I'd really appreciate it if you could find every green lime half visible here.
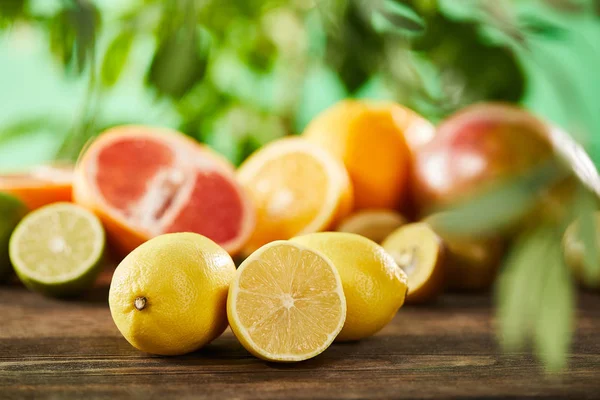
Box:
[0,192,28,282]
[9,202,105,297]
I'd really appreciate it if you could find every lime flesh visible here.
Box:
[9,202,105,297]
[0,192,28,282]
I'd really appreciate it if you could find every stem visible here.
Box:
[134,297,147,311]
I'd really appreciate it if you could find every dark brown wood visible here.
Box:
[1,271,599,400]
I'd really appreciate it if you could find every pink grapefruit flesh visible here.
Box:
[165,172,244,243]
[96,138,175,212]
[74,126,255,256]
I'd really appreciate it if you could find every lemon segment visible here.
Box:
[227,241,346,362]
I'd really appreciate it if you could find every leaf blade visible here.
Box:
[496,225,554,351]
[534,244,575,373]
[101,31,134,88]
[371,0,426,37]
[430,161,566,237]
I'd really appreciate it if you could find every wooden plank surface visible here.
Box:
[1,271,599,400]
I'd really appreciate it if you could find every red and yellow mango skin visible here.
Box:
[411,103,555,216]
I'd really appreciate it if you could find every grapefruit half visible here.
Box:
[73,125,255,256]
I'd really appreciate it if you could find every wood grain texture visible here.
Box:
[1,271,599,400]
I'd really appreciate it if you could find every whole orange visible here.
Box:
[303,100,430,210]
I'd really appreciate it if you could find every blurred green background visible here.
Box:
[1,0,599,170]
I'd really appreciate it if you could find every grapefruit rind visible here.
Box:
[74,125,255,256]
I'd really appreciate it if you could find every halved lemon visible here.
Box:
[382,222,445,303]
[291,232,408,341]
[227,240,346,362]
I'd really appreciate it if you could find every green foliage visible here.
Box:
[147,27,209,98]
[1,0,560,161]
[371,0,426,37]
[48,0,100,75]
[0,116,68,146]
[0,0,25,27]
[430,161,567,237]
[100,30,133,87]
[412,12,525,107]
[496,223,575,373]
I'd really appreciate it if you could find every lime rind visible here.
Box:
[9,202,106,297]
[0,192,28,282]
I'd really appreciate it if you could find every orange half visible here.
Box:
[237,137,353,254]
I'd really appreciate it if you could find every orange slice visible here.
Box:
[227,240,346,362]
[237,138,353,254]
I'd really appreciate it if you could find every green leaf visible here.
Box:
[0,0,25,25]
[372,0,426,37]
[314,0,348,30]
[324,1,384,92]
[49,10,76,67]
[497,223,576,372]
[430,161,566,237]
[520,15,566,39]
[534,245,575,373]
[101,31,134,88]
[543,0,588,13]
[572,187,600,285]
[410,13,525,105]
[47,1,100,75]
[496,225,555,351]
[147,27,209,98]
[71,0,100,74]
[0,117,68,145]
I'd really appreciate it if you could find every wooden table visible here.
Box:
[1,272,599,399]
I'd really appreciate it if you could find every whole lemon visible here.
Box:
[291,232,408,341]
[109,232,236,355]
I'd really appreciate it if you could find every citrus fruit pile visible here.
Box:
[1,99,596,361]
[109,231,407,361]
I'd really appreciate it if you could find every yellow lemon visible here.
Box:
[291,232,408,341]
[108,232,236,355]
[382,222,445,303]
[336,209,407,244]
[227,241,346,362]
